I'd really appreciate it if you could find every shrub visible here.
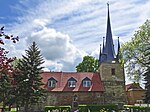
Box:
[124,105,150,111]
[45,106,71,112]
[44,104,118,112]
[79,104,118,112]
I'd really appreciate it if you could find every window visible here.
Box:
[113,92,116,96]
[82,77,91,87]
[68,81,76,87]
[111,68,115,75]
[83,80,91,87]
[73,94,78,101]
[68,77,77,87]
[48,80,56,87]
[48,77,57,87]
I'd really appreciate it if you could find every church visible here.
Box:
[41,4,127,106]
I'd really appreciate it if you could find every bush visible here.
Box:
[79,104,118,112]
[11,108,16,112]
[44,104,119,112]
[3,108,16,112]
[124,105,150,111]
[45,106,71,112]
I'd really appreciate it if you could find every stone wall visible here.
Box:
[45,92,104,106]
[99,63,125,81]
[103,81,127,104]
[98,62,127,104]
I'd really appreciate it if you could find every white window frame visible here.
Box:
[48,80,56,87]
[68,81,76,87]
[83,80,91,87]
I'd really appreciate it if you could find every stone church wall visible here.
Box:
[102,81,127,104]
[99,63,127,104]
[45,92,104,106]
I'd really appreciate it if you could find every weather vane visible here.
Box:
[107,1,109,7]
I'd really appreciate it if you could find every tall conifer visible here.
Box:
[16,42,45,111]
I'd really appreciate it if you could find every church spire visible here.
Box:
[117,37,120,55]
[98,44,102,65]
[102,37,105,54]
[98,3,116,64]
[116,37,121,62]
[105,3,115,62]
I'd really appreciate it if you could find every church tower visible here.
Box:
[98,3,127,104]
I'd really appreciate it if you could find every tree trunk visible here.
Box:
[1,108,4,112]
[8,104,11,111]
[2,93,6,112]
[2,103,5,112]
[24,102,29,112]
[16,104,19,112]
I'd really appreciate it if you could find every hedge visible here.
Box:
[45,104,118,112]
[124,105,150,111]
[0,108,16,112]
[45,106,71,112]
[79,104,118,112]
[11,108,16,112]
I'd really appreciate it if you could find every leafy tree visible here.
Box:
[121,20,150,102]
[11,58,21,68]
[10,59,23,112]
[76,56,98,72]
[144,70,150,103]
[121,20,150,82]
[16,42,45,111]
[0,26,19,112]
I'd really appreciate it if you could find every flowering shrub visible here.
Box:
[0,26,19,112]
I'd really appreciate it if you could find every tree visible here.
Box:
[76,56,98,72]
[121,20,150,102]
[16,42,45,111]
[0,26,19,112]
[144,70,150,103]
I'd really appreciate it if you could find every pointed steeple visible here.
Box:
[98,3,116,64]
[104,3,115,62]
[98,44,102,65]
[117,37,120,55]
[116,37,121,62]
[102,37,105,54]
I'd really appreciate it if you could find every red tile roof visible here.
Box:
[41,72,104,92]
[125,83,144,91]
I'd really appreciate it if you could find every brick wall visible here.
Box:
[126,89,146,105]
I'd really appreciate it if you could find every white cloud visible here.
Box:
[29,27,71,60]
[26,24,87,71]
[33,19,49,27]
[43,59,63,72]
[3,0,150,73]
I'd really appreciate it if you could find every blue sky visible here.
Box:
[0,0,150,75]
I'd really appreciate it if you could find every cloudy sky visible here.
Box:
[0,0,150,73]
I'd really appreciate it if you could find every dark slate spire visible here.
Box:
[98,44,102,65]
[104,3,115,62]
[98,3,116,64]
[117,37,120,55]
[116,37,121,62]
[102,37,105,54]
